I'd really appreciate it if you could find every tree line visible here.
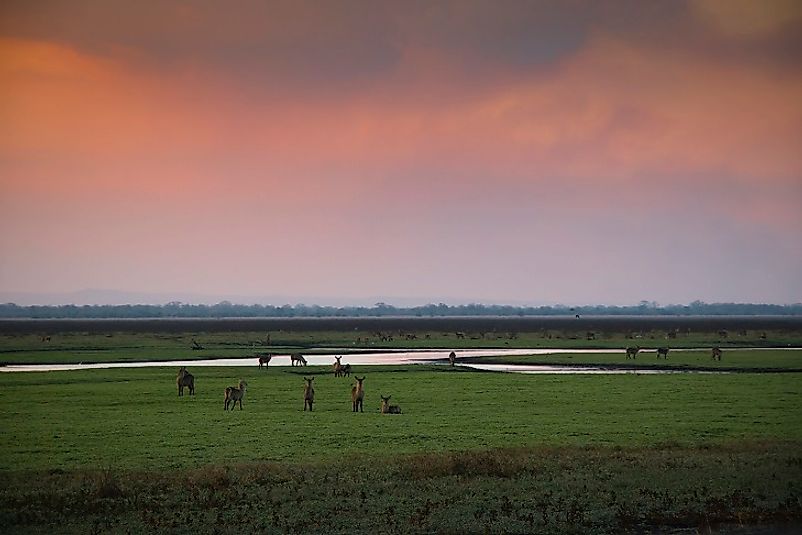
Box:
[0,300,799,318]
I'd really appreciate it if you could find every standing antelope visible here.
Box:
[303,377,315,411]
[380,395,401,414]
[333,356,343,377]
[657,347,669,359]
[224,380,247,410]
[291,353,307,367]
[626,346,640,359]
[449,351,456,367]
[258,354,272,369]
[711,347,722,361]
[177,367,195,396]
[351,376,366,412]
[341,363,352,377]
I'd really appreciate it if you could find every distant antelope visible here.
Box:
[177,367,195,396]
[191,338,204,350]
[341,363,352,377]
[717,330,729,339]
[626,346,640,359]
[258,354,272,369]
[333,356,343,377]
[711,347,722,361]
[455,332,465,339]
[303,377,315,411]
[291,353,307,367]
[657,347,669,359]
[448,351,456,367]
[224,380,247,410]
[41,335,51,342]
[380,395,402,414]
[351,376,366,412]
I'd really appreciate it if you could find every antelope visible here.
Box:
[380,395,401,414]
[711,347,722,361]
[291,353,307,367]
[333,356,343,377]
[351,376,365,412]
[657,347,669,359]
[448,351,456,367]
[303,377,315,411]
[191,338,204,350]
[224,380,247,410]
[625,346,640,359]
[341,363,352,377]
[177,367,195,396]
[258,354,272,369]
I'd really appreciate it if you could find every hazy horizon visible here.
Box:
[2,1,801,305]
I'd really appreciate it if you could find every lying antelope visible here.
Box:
[224,380,247,410]
[711,347,722,361]
[333,356,343,377]
[258,354,272,369]
[303,377,315,411]
[656,347,669,359]
[177,367,195,396]
[380,395,401,414]
[625,346,640,359]
[351,376,366,412]
[291,353,307,367]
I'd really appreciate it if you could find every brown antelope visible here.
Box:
[303,377,315,411]
[291,353,307,367]
[333,356,343,377]
[224,380,247,410]
[711,347,722,361]
[380,395,401,414]
[258,354,272,369]
[341,363,352,377]
[625,346,640,359]
[177,367,195,396]
[351,376,365,412]
[657,347,669,359]
[448,351,456,367]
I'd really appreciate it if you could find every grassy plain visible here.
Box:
[1,320,801,533]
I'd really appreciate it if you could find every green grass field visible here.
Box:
[1,327,802,533]
[1,365,801,472]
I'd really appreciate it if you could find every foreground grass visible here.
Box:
[1,443,800,534]
[1,366,801,471]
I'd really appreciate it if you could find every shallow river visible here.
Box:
[0,348,732,374]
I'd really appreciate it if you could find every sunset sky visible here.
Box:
[1,1,801,306]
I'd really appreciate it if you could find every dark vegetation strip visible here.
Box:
[2,315,802,335]
[1,443,800,534]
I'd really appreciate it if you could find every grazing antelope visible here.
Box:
[341,363,352,377]
[455,332,465,339]
[258,354,272,369]
[448,351,456,367]
[191,338,204,350]
[625,346,640,359]
[291,353,307,367]
[333,356,343,377]
[380,395,402,414]
[351,376,366,412]
[657,347,669,359]
[224,380,247,410]
[303,377,315,411]
[177,367,195,396]
[711,347,722,361]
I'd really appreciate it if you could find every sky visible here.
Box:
[1,0,801,306]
